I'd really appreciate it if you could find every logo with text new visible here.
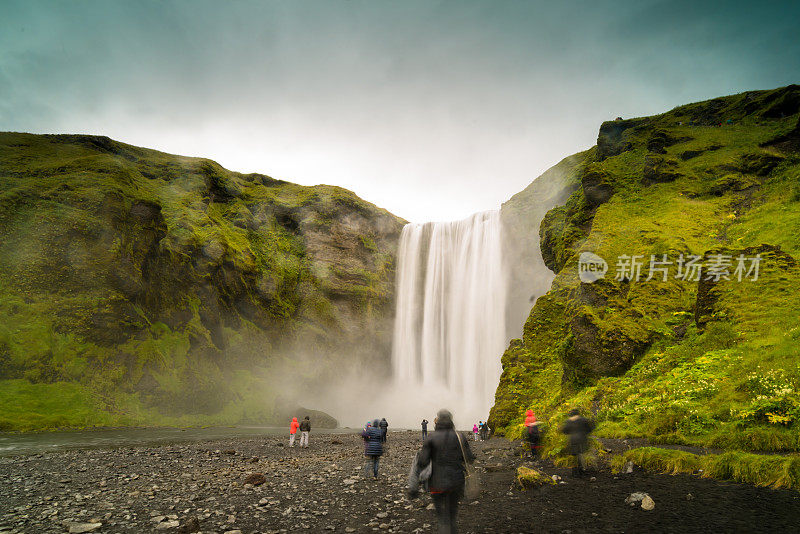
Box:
[578,252,608,283]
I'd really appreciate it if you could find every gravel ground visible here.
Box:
[2,431,799,533]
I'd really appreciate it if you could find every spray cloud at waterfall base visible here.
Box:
[385,210,507,428]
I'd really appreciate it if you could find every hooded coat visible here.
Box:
[362,420,384,456]
[561,414,595,455]
[524,409,537,427]
[416,411,474,493]
[525,410,541,446]
[289,417,299,435]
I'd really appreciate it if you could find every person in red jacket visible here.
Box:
[289,417,300,447]
[524,409,542,460]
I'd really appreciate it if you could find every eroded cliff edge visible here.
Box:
[491,84,800,452]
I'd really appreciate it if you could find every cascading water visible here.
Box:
[391,210,507,427]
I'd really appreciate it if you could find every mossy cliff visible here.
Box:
[0,133,405,430]
[490,84,800,453]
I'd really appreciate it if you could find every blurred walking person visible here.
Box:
[299,415,311,447]
[408,409,474,534]
[561,408,595,477]
[421,419,429,440]
[289,416,299,447]
[362,419,384,478]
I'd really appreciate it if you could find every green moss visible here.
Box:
[0,131,404,430]
[494,84,800,456]
[614,447,800,490]
[516,466,556,488]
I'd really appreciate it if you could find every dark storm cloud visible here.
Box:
[1,0,798,221]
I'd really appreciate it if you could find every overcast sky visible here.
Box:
[2,1,799,222]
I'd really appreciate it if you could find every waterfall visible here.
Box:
[391,210,507,426]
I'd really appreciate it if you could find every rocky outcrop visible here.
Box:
[597,118,649,160]
[641,154,681,185]
[581,163,615,206]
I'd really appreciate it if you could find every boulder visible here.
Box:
[243,473,267,486]
[178,516,201,533]
[625,492,649,506]
[516,466,556,489]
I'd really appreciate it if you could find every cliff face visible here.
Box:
[491,85,800,452]
[0,133,405,430]
[500,150,586,339]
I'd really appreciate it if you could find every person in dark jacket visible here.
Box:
[524,410,541,459]
[421,419,429,440]
[379,418,389,442]
[560,408,595,477]
[409,409,474,534]
[361,419,384,478]
[299,416,311,448]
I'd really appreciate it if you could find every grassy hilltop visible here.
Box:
[0,133,404,430]
[489,84,800,458]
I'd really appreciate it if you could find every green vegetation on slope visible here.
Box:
[490,85,800,458]
[0,133,405,430]
[611,447,800,490]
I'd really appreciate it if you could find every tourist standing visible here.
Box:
[524,410,542,460]
[561,408,595,477]
[409,409,474,534]
[299,415,311,448]
[362,419,384,478]
[472,423,479,441]
[421,419,429,440]
[289,417,299,447]
[379,417,389,443]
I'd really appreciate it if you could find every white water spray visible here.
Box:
[390,210,507,427]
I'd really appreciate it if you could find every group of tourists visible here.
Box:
[286,407,595,533]
[471,421,490,441]
[288,415,311,447]
[525,408,596,477]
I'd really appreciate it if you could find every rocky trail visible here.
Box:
[2,432,799,533]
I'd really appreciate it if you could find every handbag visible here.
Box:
[456,431,480,500]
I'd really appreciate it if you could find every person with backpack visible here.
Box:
[408,409,475,534]
[379,417,389,443]
[524,410,542,460]
[480,421,490,441]
[289,417,300,447]
[299,416,311,448]
[472,423,479,441]
[362,419,384,478]
[561,408,596,477]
